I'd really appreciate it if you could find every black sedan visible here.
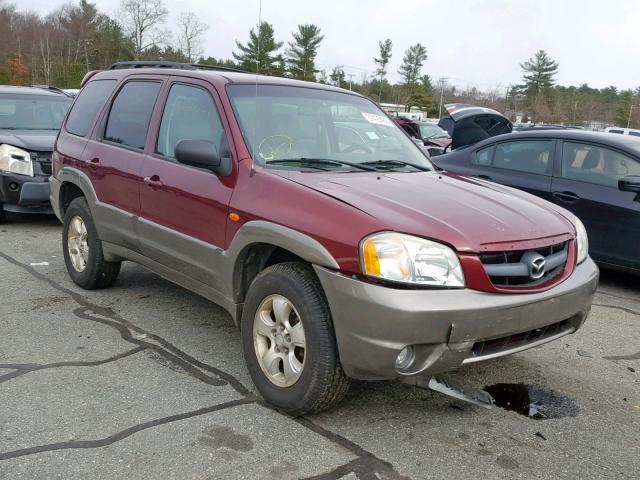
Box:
[433,130,640,274]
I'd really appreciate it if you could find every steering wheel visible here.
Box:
[342,144,373,154]
[258,135,294,160]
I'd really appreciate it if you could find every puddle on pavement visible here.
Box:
[484,383,578,420]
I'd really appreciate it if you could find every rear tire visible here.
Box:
[62,197,120,289]
[241,262,350,415]
[0,203,6,224]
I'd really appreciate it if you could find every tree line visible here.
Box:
[1,0,638,128]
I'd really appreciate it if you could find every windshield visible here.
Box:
[227,84,432,171]
[419,123,449,139]
[0,94,72,130]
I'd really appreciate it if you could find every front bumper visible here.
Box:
[314,258,599,380]
[0,172,52,214]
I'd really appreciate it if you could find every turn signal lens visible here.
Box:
[362,238,381,276]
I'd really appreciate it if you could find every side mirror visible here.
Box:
[174,140,231,176]
[618,175,640,193]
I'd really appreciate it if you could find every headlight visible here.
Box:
[361,232,465,287]
[574,217,589,264]
[0,144,33,177]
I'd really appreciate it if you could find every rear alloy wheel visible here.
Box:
[241,262,350,415]
[62,197,121,289]
[67,215,89,273]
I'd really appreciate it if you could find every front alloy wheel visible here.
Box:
[253,294,306,387]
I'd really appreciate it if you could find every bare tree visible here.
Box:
[119,0,167,59]
[176,11,208,62]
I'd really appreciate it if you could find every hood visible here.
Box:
[438,103,512,150]
[283,170,573,253]
[0,129,57,151]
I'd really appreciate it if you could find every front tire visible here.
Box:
[62,197,120,289]
[241,262,350,415]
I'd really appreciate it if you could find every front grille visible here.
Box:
[480,241,568,288]
[467,319,574,361]
[28,151,53,176]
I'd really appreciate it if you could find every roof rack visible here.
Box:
[29,85,75,97]
[108,61,247,73]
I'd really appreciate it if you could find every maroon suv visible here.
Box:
[50,62,599,414]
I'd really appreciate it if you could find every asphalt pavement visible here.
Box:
[0,215,638,479]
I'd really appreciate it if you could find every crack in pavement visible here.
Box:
[0,250,410,480]
[0,346,146,384]
[0,398,254,461]
[592,302,640,317]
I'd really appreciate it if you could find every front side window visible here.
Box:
[608,129,624,134]
[157,84,226,159]
[104,81,161,150]
[66,80,116,137]
[0,94,72,131]
[560,141,640,187]
[492,140,552,175]
[227,84,432,171]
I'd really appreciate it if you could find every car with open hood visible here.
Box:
[0,85,73,223]
[438,103,512,151]
[50,62,599,414]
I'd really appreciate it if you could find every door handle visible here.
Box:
[143,175,163,189]
[552,191,580,202]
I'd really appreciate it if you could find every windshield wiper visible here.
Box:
[361,160,431,171]
[266,158,376,171]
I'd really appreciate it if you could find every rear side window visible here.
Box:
[492,140,552,175]
[474,146,493,166]
[629,131,640,137]
[609,129,624,134]
[65,80,116,137]
[104,81,162,150]
[156,84,226,159]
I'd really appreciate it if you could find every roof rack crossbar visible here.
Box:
[109,61,247,74]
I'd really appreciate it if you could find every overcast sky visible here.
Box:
[16,0,640,91]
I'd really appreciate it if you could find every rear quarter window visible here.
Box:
[65,80,116,137]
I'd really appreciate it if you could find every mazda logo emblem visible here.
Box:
[521,252,546,280]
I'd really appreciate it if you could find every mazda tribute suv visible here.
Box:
[51,62,599,414]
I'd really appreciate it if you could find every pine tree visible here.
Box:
[373,39,392,102]
[329,65,345,88]
[286,24,323,81]
[398,43,428,111]
[233,21,283,75]
[520,50,559,97]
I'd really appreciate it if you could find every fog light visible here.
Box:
[9,182,19,191]
[395,346,415,370]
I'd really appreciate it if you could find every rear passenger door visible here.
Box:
[551,140,640,269]
[137,78,235,286]
[469,139,554,201]
[86,78,163,251]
